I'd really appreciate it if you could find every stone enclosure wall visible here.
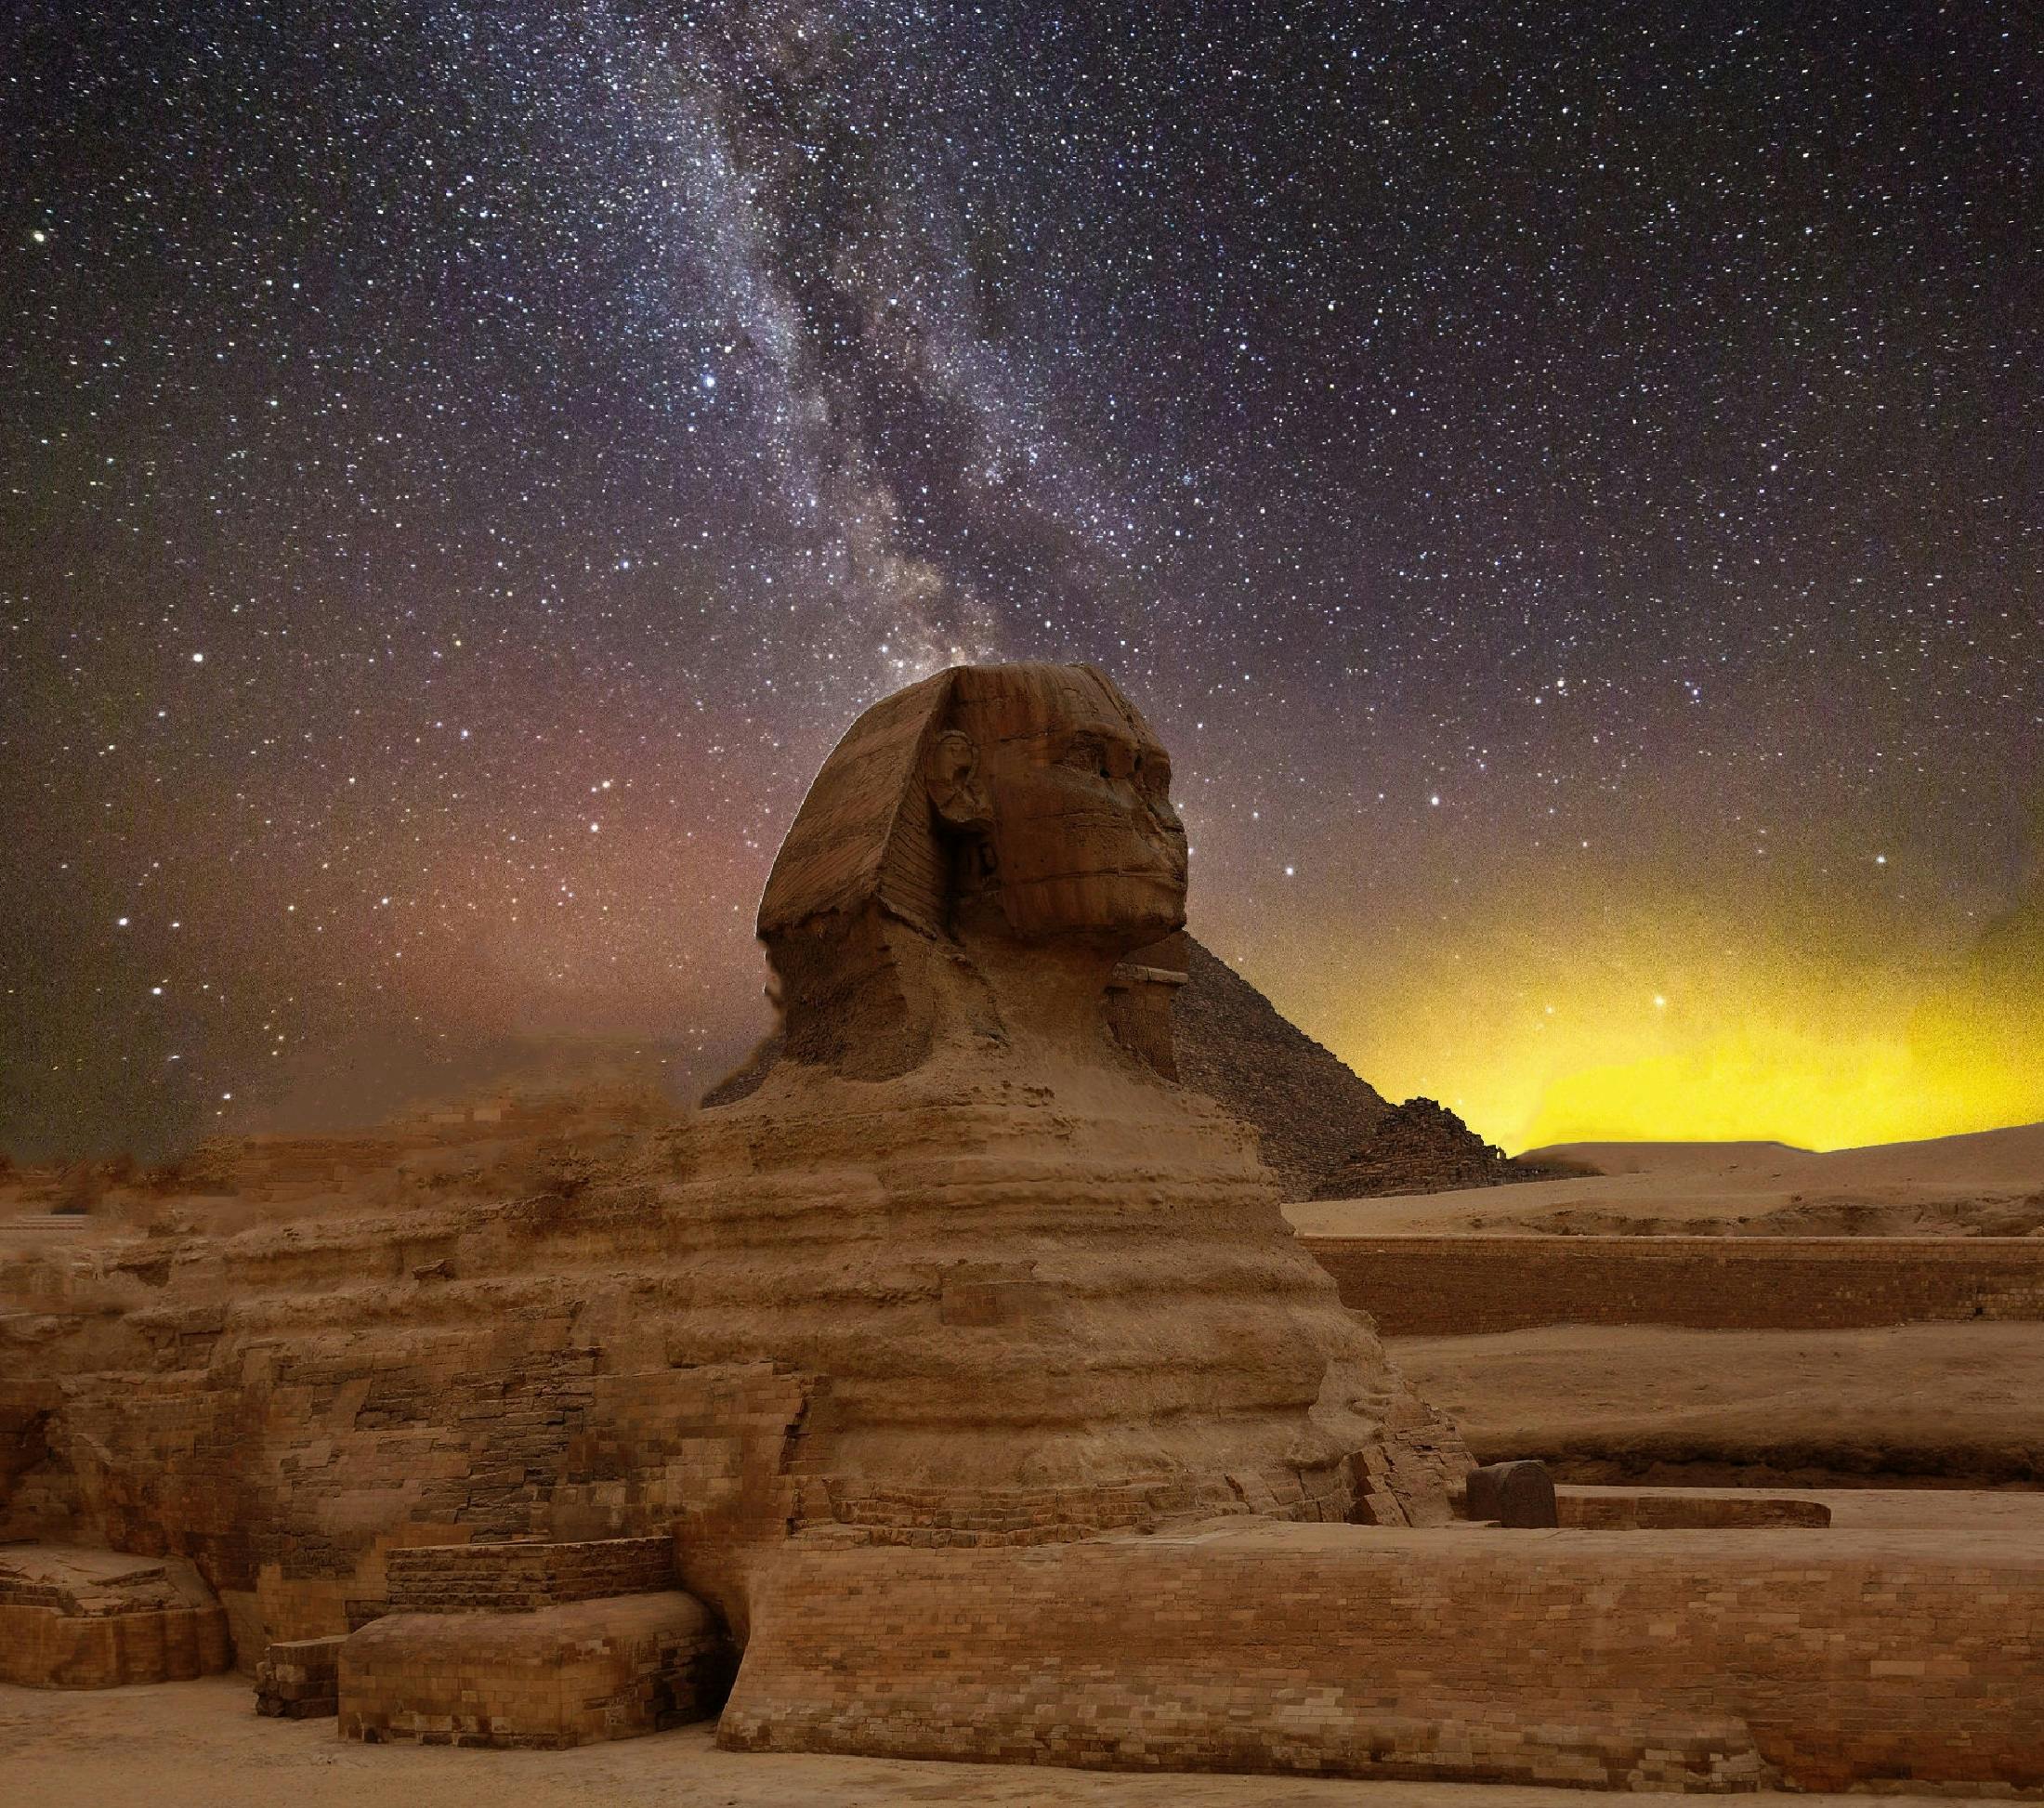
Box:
[1304,1234,2044,1335]
[1553,1487,1830,1529]
[383,1536,675,1613]
[723,1524,2044,1792]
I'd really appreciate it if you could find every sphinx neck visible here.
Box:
[951,923,1129,1069]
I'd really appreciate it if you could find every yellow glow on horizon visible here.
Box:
[1291,888,2044,1156]
[1509,1017,2020,1153]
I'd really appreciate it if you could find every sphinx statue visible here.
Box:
[0,661,1465,1661]
[673,662,1468,1584]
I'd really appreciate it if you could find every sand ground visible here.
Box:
[1393,1322,2044,1484]
[1289,1126,2044,1486]
[1285,1120,2044,1237]
[0,1670,2019,1808]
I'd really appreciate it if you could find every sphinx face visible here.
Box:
[951,664,1187,948]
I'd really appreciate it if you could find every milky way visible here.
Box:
[5,2,2040,1158]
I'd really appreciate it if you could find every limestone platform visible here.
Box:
[339,1591,728,1749]
[0,1544,231,1688]
[722,1518,2044,1793]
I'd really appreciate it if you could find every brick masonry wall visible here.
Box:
[339,1592,727,1749]
[383,1536,675,1612]
[256,1633,345,1717]
[1303,1234,2044,1335]
[721,1525,2044,1792]
[1553,1488,1830,1529]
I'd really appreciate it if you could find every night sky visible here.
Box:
[5,2,2039,1161]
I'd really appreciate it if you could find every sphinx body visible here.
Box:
[1,662,1464,1647]
[672,664,1466,1563]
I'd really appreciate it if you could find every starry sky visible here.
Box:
[5,2,2040,1161]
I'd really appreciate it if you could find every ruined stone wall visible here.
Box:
[0,1553,231,1689]
[1553,1488,1829,1529]
[383,1537,675,1613]
[4,1268,817,1644]
[339,1592,725,1749]
[722,1524,2044,1792]
[0,1598,231,1688]
[256,1633,344,1717]
[1304,1234,2044,1335]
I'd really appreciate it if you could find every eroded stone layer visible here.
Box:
[0,1545,230,1688]
[675,1063,1464,1541]
[1,1068,1463,1644]
[723,1522,2044,1793]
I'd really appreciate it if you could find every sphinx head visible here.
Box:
[754,662,1187,1076]
[934,663,1186,947]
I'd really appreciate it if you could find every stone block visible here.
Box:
[255,1634,345,1717]
[337,1591,729,1749]
[1463,1459,1556,1527]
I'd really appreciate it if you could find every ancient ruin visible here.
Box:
[676,660,1469,1565]
[3,662,2039,1790]
[1165,941,1519,1199]
[1,662,1462,1734]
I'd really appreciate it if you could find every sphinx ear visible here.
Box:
[925,728,992,831]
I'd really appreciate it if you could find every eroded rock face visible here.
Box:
[696,663,1467,1554]
[0,662,1465,1647]
[0,1545,230,1687]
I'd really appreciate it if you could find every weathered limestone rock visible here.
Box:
[1464,1459,1558,1528]
[0,661,1466,1654]
[0,1545,230,1687]
[683,664,1466,1573]
[711,931,1526,1203]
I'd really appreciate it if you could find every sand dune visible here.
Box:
[1529,1121,2044,1185]
[1526,1139,1818,1176]
[1289,1120,2044,1237]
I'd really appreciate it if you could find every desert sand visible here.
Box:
[0,1670,2018,1808]
[1289,1127,2044,1487]
[1287,1120,2044,1237]
[1393,1321,2044,1486]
